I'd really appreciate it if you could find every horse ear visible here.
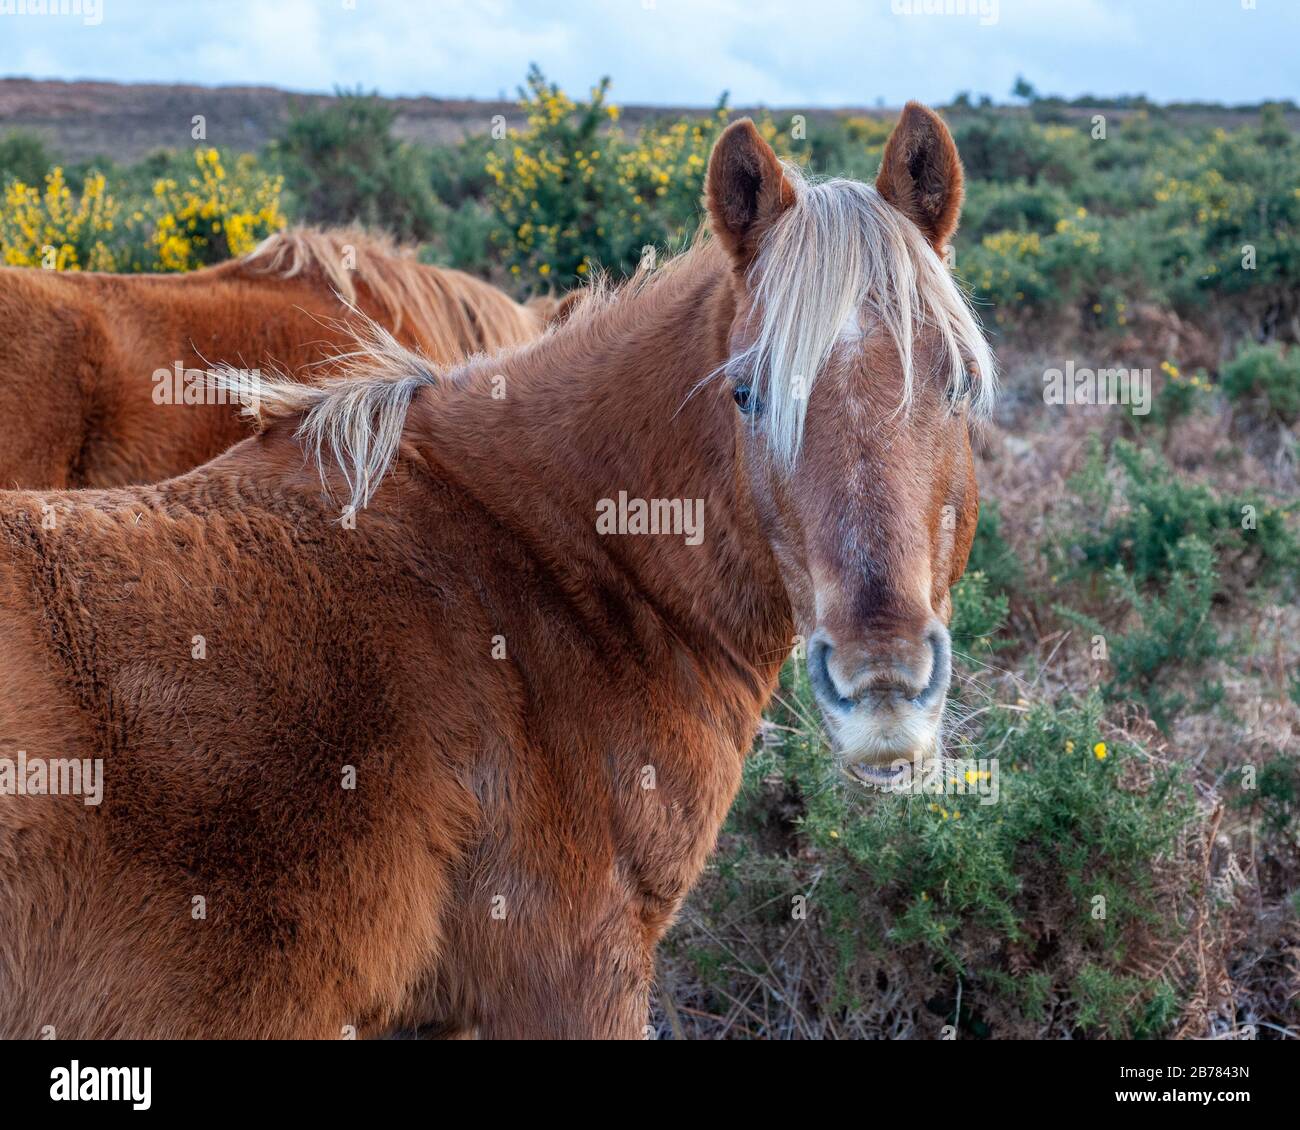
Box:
[706,119,795,269]
[876,102,964,253]
[526,291,581,329]
[549,289,585,327]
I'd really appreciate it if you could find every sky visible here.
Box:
[1,0,1297,108]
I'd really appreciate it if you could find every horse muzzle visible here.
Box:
[806,622,951,782]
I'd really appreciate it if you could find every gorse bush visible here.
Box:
[940,108,1300,341]
[484,66,727,286]
[144,148,285,270]
[0,130,53,189]
[1149,127,1300,339]
[422,198,499,273]
[961,177,1075,240]
[965,499,1023,596]
[959,205,1160,334]
[427,133,499,209]
[1,166,119,270]
[1059,536,1222,730]
[0,149,285,272]
[949,112,1090,188]
[680,676,1211,1038]
[1051,437,1295,728]
[1221,340,1300,426]
[950,570,1010,660]
[272,91,438,241]
[958,228,1054,325]
[1137,359,1214,439]
[1233,752,1300,840]
[1064,436,1298,592]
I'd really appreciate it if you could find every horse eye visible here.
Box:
[733,384,761,414]
[948,361,977,404]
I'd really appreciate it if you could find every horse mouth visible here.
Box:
[845,759,916,789]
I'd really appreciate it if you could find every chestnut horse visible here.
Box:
[0,105,993,1039]
[0,228,546,489]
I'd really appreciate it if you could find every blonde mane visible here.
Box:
[736,163,996,465]
[251,179,995,510]
[544,169,996,465]
[226,227,543,362]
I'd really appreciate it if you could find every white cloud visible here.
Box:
[0,0,1294,105]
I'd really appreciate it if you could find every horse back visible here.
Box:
[0,440,480,1037]
[0,268,112,489]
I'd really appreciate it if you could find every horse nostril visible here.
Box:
[808,626,951,712]
[912,629,950,707]
[808,635,856,712]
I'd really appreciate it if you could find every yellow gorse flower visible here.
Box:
[0,167,119,270]
[145,147,285,271]
[487,68,729,284]
[2,149,284,275]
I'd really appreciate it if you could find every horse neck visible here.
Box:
[411,254,794,697]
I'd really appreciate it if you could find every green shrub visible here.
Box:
[961,178,1073,240]
[1221,341,1300,426]
[950,570,1010,660]
[958,227,1055,326]
[1138,360,1215,436]
[1051,437,1298,727]
[949,113,1088,188]
[940,113,1300,339]
[432,200,497,273]
[1064,437,1298,592]
[1233,752,1300,838]
[271,90,438,241]
[959,205,1157,333]
[427,133,498,208]
[0,130,52,187]
[1151,133,1300,337]
[698,680,1207,1038]
[1072,964,1182,1037]
[1059,536,1222,729]
[484,66,725,288]
[966,499,1023,595]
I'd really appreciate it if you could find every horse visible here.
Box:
[0,228,547,490]
[0,104,994,1039]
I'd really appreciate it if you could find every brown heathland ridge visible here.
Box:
[4,77,1287,165]
[0,227,546,490]
[0,76,868,162]
[0,107,990,1038]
